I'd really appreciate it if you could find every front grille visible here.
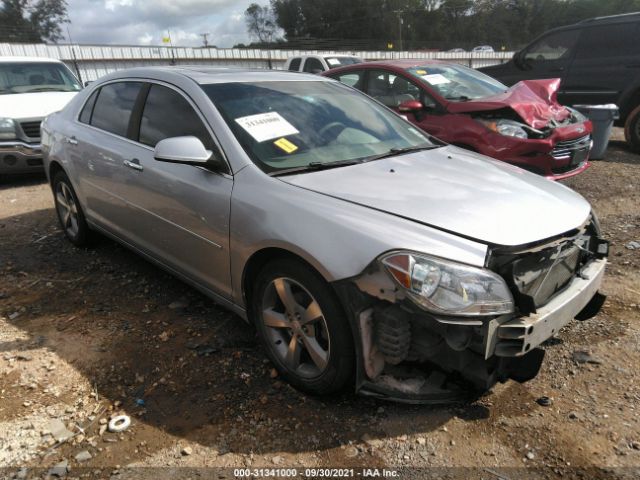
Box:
[20,121,42,139]
[551,135,591,160]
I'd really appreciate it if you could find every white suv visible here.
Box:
[284,54,363,74]
[0,57,81,176]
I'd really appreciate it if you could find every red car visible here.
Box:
[322,60,593,180]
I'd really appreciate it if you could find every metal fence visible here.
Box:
[0,43,514,82]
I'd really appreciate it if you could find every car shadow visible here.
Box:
[0,172,47,190]
[598,141,640,165]
[0,208,493,462]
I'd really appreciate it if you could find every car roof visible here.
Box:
[578,11,640,25]
[99,66,334,84]
[329,59,454,69]
[0,56,65,64]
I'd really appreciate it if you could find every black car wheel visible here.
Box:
[52,170,92,247]
[624,104,640,152]
[252,259,355,395]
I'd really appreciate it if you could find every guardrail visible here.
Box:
[0,43,514,82]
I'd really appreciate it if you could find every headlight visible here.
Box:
[381,252,514,316]
[479,118,528,139]
[567,107,587,123]
[0,117,17,140]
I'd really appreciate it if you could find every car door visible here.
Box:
[561,22,640,106]
[115,82,233,298]
[503,28,581,87]
[71,81,144,236]
[302,57,326,74]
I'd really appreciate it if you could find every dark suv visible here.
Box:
[480,12,640,151]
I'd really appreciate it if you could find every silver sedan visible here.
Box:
[42,67,608,402]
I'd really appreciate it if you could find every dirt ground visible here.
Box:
[1,129,639,480]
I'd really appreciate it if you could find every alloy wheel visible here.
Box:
[55,181,80,238]
[261,277,331,378]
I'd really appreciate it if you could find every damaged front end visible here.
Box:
[334,217,608,403]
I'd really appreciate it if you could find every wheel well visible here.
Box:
[242,248,328,316]
[620,88,640,124]
[48,161,64,186]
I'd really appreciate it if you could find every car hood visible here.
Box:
[279,146,591,247]
[446,79,570,130]
[0,91,77,120]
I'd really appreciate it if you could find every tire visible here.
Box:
[252,259,355,395]
[52,170,92,247]
[624,104,640,153]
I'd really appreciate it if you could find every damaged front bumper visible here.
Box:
[336,234,607,404]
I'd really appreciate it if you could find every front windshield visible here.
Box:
[0,62,81,94]
[406,64,507,101]
[325,57,362,69]
[203,80,434,173]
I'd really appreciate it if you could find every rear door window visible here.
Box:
[288,58,301,71]
[331,71,365,90]
[574,23,639,59]
[138,84,213,149]
[90,82,143,137]
[303,57,325,73]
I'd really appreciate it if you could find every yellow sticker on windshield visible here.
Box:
[415,69,427,75]
[274,137,298,154]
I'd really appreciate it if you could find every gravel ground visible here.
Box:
[0,130,639,479]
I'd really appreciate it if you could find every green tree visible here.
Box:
[0,0,68,43]
[245,2,279,43]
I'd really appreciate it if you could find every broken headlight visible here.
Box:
[478,118,528,139]
[381,252,514,317]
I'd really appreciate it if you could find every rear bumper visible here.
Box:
[0,141,44,174]
[492,258,606,357]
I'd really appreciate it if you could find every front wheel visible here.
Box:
[52,171,92,247]
[252,259,355,395]
[624,104,640,152]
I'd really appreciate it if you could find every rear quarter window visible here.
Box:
[78,90,99,124]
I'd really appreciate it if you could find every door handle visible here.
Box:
[549,66,565,72]
[67,136,78,145]
[123,158,143,171]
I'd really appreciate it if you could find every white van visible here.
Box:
[0,57,81,176]
[284,54,363,74]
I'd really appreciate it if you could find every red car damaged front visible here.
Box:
[445,78,593,179]
[324,61,593,180]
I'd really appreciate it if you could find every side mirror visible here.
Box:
[154,136,213,166]
[398,99,424,113]
[83,80,93,87]
[311,68,324,74]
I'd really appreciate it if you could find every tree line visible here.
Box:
[245,0,640,50]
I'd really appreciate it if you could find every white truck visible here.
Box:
[284,54,363,74]
[1,57,81,176]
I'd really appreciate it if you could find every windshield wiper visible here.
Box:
[269,159,362,177]
[362,144,443,163]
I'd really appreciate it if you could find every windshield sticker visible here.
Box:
[326,58,340,66]
[415,69,427,75]
[422,74,451,85]
[274,137,298,154]
[235,112,299,142]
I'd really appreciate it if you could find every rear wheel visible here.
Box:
[52,171,92,247]
[252,259,355,395]
[624,104,640,152]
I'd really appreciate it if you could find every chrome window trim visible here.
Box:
[73,77,232,176]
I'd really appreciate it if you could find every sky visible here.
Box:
[66,0,269,47]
